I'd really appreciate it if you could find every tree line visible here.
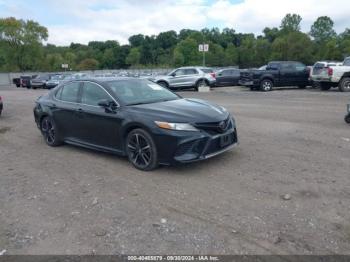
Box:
[0,14,349,72]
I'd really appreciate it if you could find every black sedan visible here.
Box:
[34,78,238,170]
[215,68,240,87]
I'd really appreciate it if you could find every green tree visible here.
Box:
[173,37,200,66]
[77,58,99,70]
[126,47,141,66]
[0,17,48,71]
[223,44,238,66]
[280,14,302,33]
[271,31,314,64]
[310,16,336,43]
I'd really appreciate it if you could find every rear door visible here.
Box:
[293,62,309,86]
[52,81,82,139]
[279,62,297,86]
[216,70,231,86]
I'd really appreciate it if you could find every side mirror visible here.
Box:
[170,73,176,77]
[98,99,118,113]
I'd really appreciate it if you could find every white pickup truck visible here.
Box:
[312,57,350,92]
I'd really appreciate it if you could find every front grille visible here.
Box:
[195,117,232,134]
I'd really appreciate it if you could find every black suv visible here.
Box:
[240,61,310,91]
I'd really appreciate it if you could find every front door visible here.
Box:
[78,81,123,150]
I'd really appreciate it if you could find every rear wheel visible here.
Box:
[339,77,350,92]
[126,129,158,171]
[40,116,62,147]
[260,79,273,91]
[195,79,208,91]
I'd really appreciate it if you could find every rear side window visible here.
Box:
[201,68,214,73]
[81,82,110,106]
[281,63,295,70]
[221,70,231,76]
[58,82,80,103]
[294,62,306,71]
[185,69,198,75]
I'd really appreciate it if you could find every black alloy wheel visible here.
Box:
[126,129,158,171]
[41,116,62,146]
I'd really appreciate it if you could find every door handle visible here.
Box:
[76,108,84,118]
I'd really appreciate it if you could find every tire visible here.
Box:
[339,77,350,92]
[345,114,350,124]
[157,81,169,89]
[40,116,62,147]
[126,129,158,171]
[195,79,208,91]
[260,79,273,91]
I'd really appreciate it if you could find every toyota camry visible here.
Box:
[34,78,238,171]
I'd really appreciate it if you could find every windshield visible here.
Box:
[51,75,64,80]
[106,79,180,106]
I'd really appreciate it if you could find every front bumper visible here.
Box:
[154,121,238,165]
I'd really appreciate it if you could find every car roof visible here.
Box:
[178,66,212,69]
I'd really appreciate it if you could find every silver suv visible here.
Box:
[152,67,216,90]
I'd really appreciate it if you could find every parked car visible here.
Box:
[239,61,310,91]
[0,95,3,116]
[31,74,54,89]
[12,77,21,87]
[152,66,216,91]
[46,74,67,89]
[312,57,350,92]
[20,75,35,88]
[215,68,240,87]
[310,61,342,90]
[345,102,350,124]
[34,78,237,171]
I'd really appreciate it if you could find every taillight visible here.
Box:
[210,73,216,78]
[328,67,333,76]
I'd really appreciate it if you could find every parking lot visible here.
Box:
[0,86,350,255]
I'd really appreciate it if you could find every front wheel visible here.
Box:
[40,116,62,147]
[345,114,350,124]
[339,77,350,92]
[157,81,169,89]
[260,79,273,91]
[126,129,158,171]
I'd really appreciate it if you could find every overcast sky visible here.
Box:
[0,0,349,46]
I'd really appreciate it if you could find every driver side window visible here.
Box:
[174,69,186,76]
[81,82,110,106]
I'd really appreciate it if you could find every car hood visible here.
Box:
[127,98,229,123]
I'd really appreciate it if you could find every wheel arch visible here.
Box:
[122,122,155,150]
[195,78,210,86]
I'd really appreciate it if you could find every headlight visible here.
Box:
[219,106,227,113]
[155,121,199,131]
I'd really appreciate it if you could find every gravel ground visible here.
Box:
[0,85,350,255]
